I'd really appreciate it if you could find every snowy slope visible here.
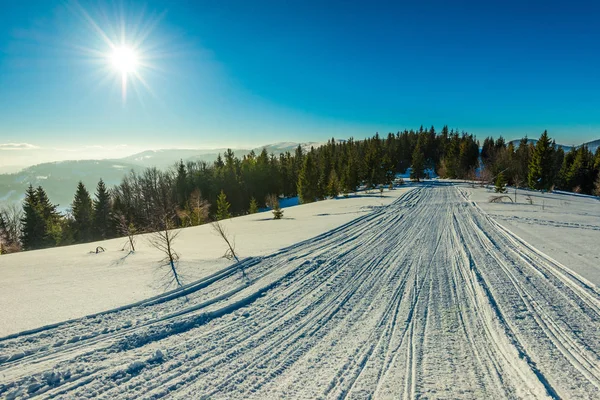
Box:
[464,184,600,286]
[1,184,600,399]
[0,189,409,337]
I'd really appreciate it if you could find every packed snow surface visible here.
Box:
[2,184,600,399]
[465,184,600,286]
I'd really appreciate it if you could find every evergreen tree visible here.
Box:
[327,169,340,198]
[216,190,231,220]
[410,138,425,182]
[72,181,94,243]
[248,197,259,214]
[20,185,59,250]
[495,172,507,193]
[175,160,189,209]
[93,179,113,240]
[20,185,43,250]
[36,186,61,247]
[528,130,555,190]
[297,152,319,203]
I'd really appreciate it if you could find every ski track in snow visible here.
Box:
[1,184,600,399]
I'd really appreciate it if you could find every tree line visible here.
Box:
[480,130,600,194]
[1,126,598,254]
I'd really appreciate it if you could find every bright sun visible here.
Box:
[110,46,138,74]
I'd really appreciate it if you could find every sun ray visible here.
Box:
[66,1,171,104]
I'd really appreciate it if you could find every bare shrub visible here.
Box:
[178,189,210,227]
[0,204,22,254]
[149,216,183,288]
[525,195,534,205]
[212,220,247,280]
[479,168,492,187]
[594,176,600,197]
[212,220,239,262]
[489,195,514,203]
[116,213,137,252]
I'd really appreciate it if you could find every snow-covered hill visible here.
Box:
[1,183,600,398]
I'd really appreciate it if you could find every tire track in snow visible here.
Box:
[1,185,600,399]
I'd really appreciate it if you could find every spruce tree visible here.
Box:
[93,179,113,240]
[21,185,59,250]
[327,169,340,198]
[297,152,319,203]
[20,185,44,250]
[72,181,94,243]
[528,130,554,190]
[175,160,189,209]
[216,190,231,220]
[495,172,507,193]
[410,139,425,182]
[248,197,259,214]
[36,186,61,247]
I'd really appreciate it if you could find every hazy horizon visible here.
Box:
[2,0,600,169]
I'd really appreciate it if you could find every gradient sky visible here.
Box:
[1,0,599,166]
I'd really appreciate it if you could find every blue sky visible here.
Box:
[1,0,599,165]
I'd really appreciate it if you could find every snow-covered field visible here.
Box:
[1,183,600,399]
[0,189,409,338]
[463,184,600,286]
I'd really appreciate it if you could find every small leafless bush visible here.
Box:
[89,246,106,254]
[117,213,137,253]
[489,195,514,203]
[212,220,247,280]
[525,195,533,205]
[178,189,210,227]
[149,217,183,289]
[212,220,240,263]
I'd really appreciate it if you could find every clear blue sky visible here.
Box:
[1,0,599,165]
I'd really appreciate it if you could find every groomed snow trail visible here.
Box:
[2,184,600,399]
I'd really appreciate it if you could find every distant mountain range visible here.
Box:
[507,138,600,154]
[0,142,324,208]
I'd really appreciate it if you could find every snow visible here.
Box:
[1,183,600,399]
[0,188,410,338]
[462,183,600,286]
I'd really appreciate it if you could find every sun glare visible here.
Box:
[70,2,167,104]
[110,46,138,74]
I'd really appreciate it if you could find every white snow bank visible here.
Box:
[0,187,412,337]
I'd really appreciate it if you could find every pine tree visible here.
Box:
[528,130,555,190]
[20,185,59,250]
[72,181,94,243]
[175,160,189,209]
[93,179,113,240]
[410,138,425,182]
[36,186,61,247]
[495,172,507,193]
[20,185,43,250]
[266,194,284,219]
[297,152,319,203]
[248,197,259,214]
[216,190,231,220]
[327,169,340,198]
